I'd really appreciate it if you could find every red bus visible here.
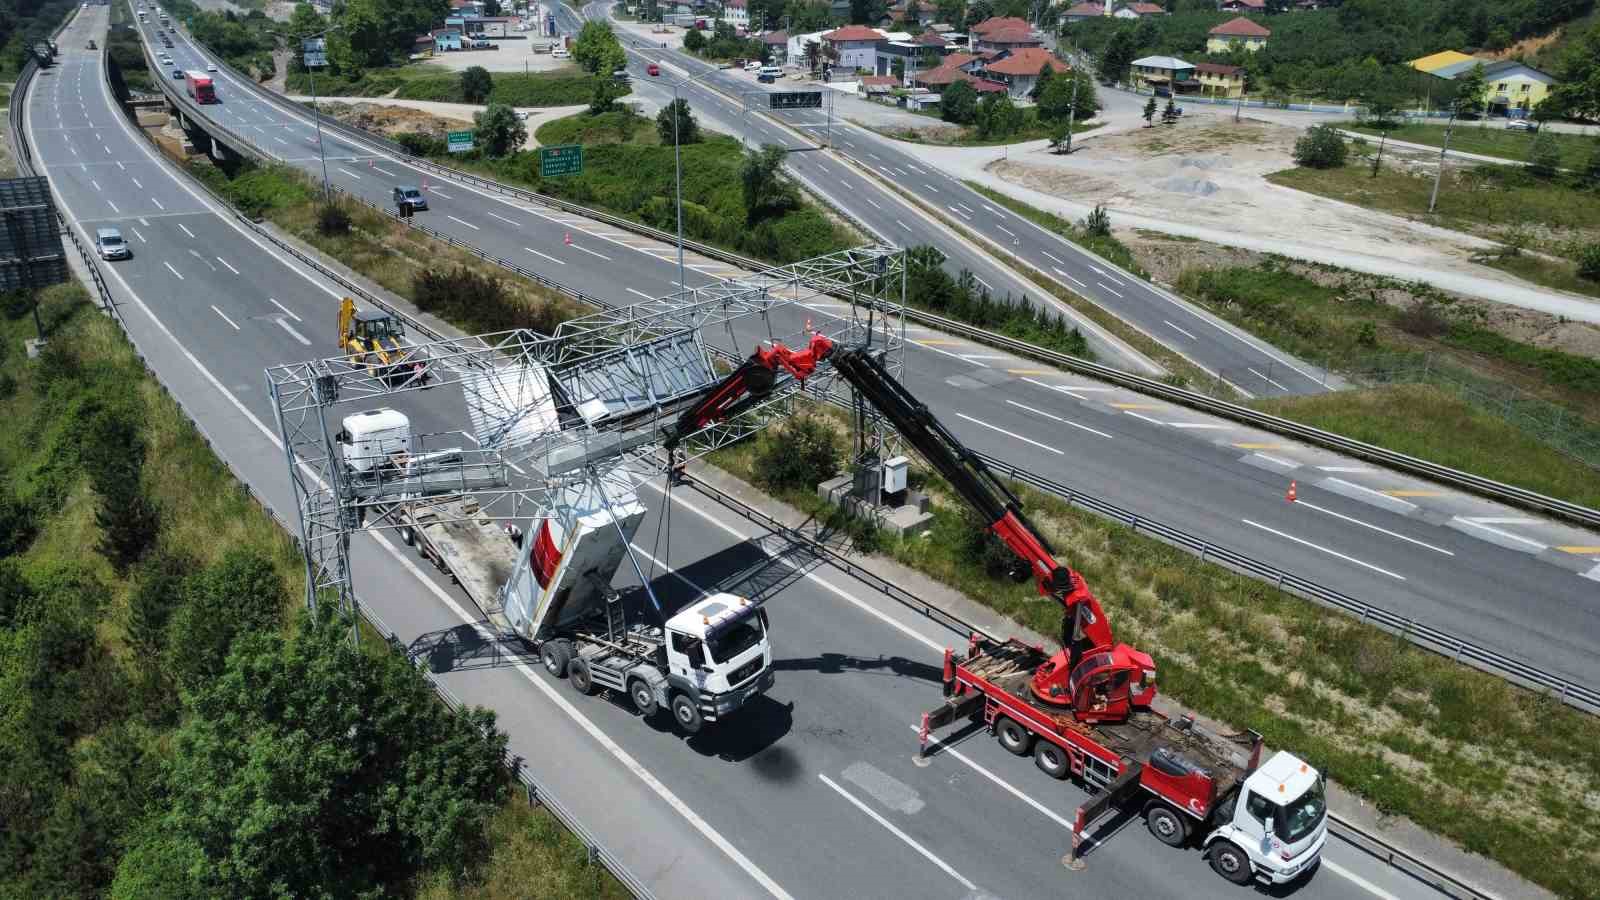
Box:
[184,71,215,103]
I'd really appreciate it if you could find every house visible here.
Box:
[1415,56,1557,115]
[722,0,748,27]
[1114,2,1167,17]
[1216,0,1263,11]
[1205,17,1270,53]
[1407,50,1476,75]
[877,40,926,77]
[969,16,1041,52]
[762,29,788,64]
[859,74,899,97]
[822,24,884,72]
[787,30,830,69]
[412,33,436,55]
[1062,1,1105,22]
[980,47,1070,99]
[432,27,463,51]
[915,30,954,53]
[912,54,1005,95]
[1130,54,1196,93]
[1193,61,1244,97]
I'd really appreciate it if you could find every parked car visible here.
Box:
[1505,119,1538,132]
[744,60,761,71]
[393,185,427,212]
[95,227,130,260]
[206,63,217,72]
[612,67,629,81]
[647,63,659,76]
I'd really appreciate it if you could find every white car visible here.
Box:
[552,47,570,59]
[206,63,217,72]
[744,60,761,71]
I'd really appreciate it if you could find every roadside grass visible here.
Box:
[713,410,1600,900]
[1484,251,1600,299]
[285,66,613,108]
[1265,160,1600,261]
[1256,383,1600,508]
[535,106,660,146]
[418,799,632,900]
[1339,120,1597,169]
[869,117,1101,148]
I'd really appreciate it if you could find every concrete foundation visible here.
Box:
[817,473,935,538]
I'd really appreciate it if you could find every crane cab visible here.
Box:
[1061,644,1157,723]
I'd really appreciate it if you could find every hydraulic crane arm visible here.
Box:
[663,332,836,450]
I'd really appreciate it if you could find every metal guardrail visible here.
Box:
[176,35,1600,533]
[1327,813,1501,900]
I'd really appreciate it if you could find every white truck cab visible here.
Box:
[336,407,411,474]
[660,593,774,728]
[1204,751,1328,885]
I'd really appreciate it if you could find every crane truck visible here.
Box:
[670,331,1328,887]
[335,403,773,734]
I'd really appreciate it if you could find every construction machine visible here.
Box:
[337,297,428,388]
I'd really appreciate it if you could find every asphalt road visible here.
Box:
[136,17,1600,696]
[27,12,1457,899]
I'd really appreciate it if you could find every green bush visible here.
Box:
[460,65,492,103]
[317,202,352,236]
[751,414,841,493]
[1578,243,1600,282]
[1294,123,1347,169]
[394,130,445,156]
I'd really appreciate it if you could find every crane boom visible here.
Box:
[668,334,1144,712]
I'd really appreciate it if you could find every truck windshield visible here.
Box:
[706,615,763,663]
[1276,775,1326,843]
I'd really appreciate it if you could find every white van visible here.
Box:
[552,46,570,59]
[758,65,781,79]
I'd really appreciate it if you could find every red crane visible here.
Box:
[667,333,1155,719]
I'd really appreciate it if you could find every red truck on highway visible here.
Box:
[183,70,215,103]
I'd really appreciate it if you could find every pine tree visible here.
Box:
[1142,96,1157,127]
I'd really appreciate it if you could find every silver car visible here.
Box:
[96,227,130,260]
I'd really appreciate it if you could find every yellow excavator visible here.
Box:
[337,297,428,387]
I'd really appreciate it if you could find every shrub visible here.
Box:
[1082,203,1111,237]
[460,65,492,103]
[1293,123,1347,169]
[1526,132,1561,179]
[1577,243,1600,282]
[683,27,706,53]
[941,79,976,125]
[656,97,699,145]
[751,414,841,493]
[474,103,527,158]
[316,202,351,236]
[393,131,445,156]
[1395,302,1450,338]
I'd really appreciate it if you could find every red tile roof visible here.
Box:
[970,16,1030,34]
[941,51,979,68]
[917,31,949,45]
[982,47,1069,76]
[981,26,1039,44]
[1223,0,1265,8]
[972,78,1008,93]
[1126,3,1165,12]
[763,29,789,43]
[1193,62,1242,75]
[824,25,883,41]
[914,64,970,85]
[1209,16,1270,36]
[1063,1,1103,14]
[860,75,899,84]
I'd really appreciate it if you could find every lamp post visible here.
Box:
[669,67,720,295]
[301,26,343,201]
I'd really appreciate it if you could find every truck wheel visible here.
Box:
[400,526,414,546]
[1034,741,1069,780]
[670,693,704,734]
[629,679,658,717]
[1145,803,1190,847]
[1209,841,1255,885]
[568,658,596,695]
[540,640,572,678]
[995,717,1034,756]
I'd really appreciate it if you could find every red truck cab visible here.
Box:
[184,70,215,103]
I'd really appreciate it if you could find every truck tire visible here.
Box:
[995,717,1034,756]
[670,693,704,734]
[1209,841,1255,885]
[400,526,414,546]
[1145,803,1190,848]
[540,640,572,678]
[568,658,597,695]
[629,678,658,717]
[1034,741,1070,779]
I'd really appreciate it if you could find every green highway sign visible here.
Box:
[447,130,474,153]
[539,144,584,177]
[769,91,823,110]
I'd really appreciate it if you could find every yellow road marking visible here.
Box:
[1557,546,1600,555]
[1383,490,1443,497]
[1111,403,1159,410]
[914,339,964,346]
[1233,442,1285,450]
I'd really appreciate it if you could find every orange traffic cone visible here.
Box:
[1286,480,1298,503]
[564,232,572,245]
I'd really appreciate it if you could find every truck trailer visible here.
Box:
[338,407,774,734]
[183,70,215,103]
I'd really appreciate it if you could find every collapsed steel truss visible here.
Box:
[266,245,907,615]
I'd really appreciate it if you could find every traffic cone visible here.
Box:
[1286,480,1298,503]
[564,232,572,245]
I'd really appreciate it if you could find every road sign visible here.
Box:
[447,130,475,154]
[302,37,327,68]
[539,144,584,177]
[769,91,822,110]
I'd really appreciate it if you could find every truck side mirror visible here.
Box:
[335,429,351,444]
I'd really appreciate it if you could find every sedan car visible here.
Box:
[1505,119,1538,132]
[171,67,183,78]
[206,63,217,72]
[96,227,130,260]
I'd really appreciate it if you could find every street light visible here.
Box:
[300,25,343,201]
[668,66,720,295]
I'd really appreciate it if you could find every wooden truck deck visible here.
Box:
[407,497,519,626]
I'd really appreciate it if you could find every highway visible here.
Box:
[136,15,1600,695]
[32,9,1473,899]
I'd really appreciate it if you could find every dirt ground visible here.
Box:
[317,101,472,140]
[1120,227,1600,359]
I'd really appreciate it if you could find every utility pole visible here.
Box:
[1234,70,1246,122]
[1063,66,1080,154]
[1427,107,1456,213]
[1371,127,1387,177]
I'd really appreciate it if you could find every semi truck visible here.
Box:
[336,406,774,734]
[184,70,215,103]
[670,331,1328,885]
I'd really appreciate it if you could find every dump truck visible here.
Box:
[338,406,774,734]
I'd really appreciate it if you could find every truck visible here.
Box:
[336,405,775,734]
[670,331,1329,886]
[184,70,215,103]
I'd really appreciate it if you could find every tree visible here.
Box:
[1549,23,1600,122]
[893,56,906,80]
[803,38,821,74]
[1161,97,1178,124]
[572,20,626,75]
[1029,62,1055,102]
[590,76,625,114]
[1526,132,1561,179]
[1293,123,1347,169]
[1578,243,1600,282]
[1039,70,1095,122]
[905,0,923,26]
[115,608,510,899]
[976,91,1023,139]
[482,0,502,14]
[1142,95,1157,126]
[1452,62,1487,122]
[683,26,708,53]
[941,78,978,124]
[163,548,287,693]
[1362,81,1404,128]
[1047,119,1071,153]
[1098,28,1136,84]
[460,65,492,103]
[473,103,527,157]
[656,97,700,145]
[741,144,799,222]
[285,3,328,71]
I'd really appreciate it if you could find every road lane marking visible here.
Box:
[337,166,362,179]
[373,165,398,177]
[1252,453,1300,469]
[1324,477,1418,510]
[1019,376,1113,393]
[429,188,454,199]
[1242,519,1406,580]
[447,215,480,230]
[955,413,1063,454]
[817,774,977,892]
[1249,367,1288,391]
[1296,501,1455,556]
[210,304,239,330]
[1558,546,1600,555]
[905,725,1078,831]
[268,297,301,322]
[1163,319,1197,340]
[150,196,164,210]
[1052,266,1085,287]
[163,261,183,280]
[525,247,565,265]
[1382,490,1442,498]
[1122,411,1166,427]
[1096,281,1124,298]
[627,287,655,300]
[90,178,101,191]
[568,242,611,260]
[996,225,1015,236]
[487,211,521,226]
[106,198,120,213]
[1167,422,1230,429]
[1460,517,1537,524]
[216,256,240,275]
[896,219,910,231]
[948,205,970,220]
[130,228,145,242]
[1453,518,1546,550]
[1320,858,1404,900]
[176,221,194,238]
[1318,466,1374,473]
[1111,403,1158,409]
[923,183,939,193]
[864,197,880,209]
[1042,251,1064,265]
[1088,265,1122,286]
[914,339,963,346]
[1005,399,1113,439]
[275,317,312,345]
